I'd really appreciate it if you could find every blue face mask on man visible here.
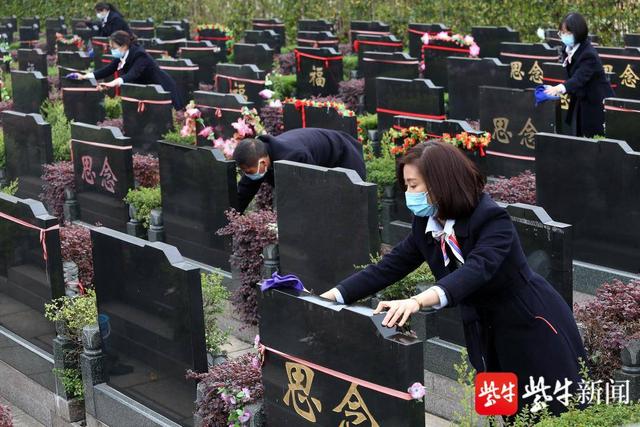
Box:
[245,160,267,181]
[110,48,124,59]
[405,191,436,217]
[560,33,575,49]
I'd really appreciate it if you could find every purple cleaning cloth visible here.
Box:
[65,72,80,80]
[260,272,305,292]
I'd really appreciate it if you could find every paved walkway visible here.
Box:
[0,395,43,427]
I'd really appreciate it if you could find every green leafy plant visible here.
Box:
[52,368,84,400]
[0,179,18,195]
[123,186,162,229]
[365,136,397,189]
[41,99,71,161]
[358,254,435,301]
[342,54,357,79]
[533,403,640,427]
[162,128,196,145]
[269,73,296,99]
[104,96,122,119]
[44,289,98,341]
[0,131,4,170]
[201,272,230,355]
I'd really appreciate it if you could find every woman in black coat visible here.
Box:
[321,141,587,415]
[91,2,131,37]
[544,13,614,137]
[77,31,185,110]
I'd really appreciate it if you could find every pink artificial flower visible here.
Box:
[421,33,429,45]
[269,99,282,108]
[223,143,235,159]
[436,31,449,39]
[452,33,462,40]
[238,411,252,423]
[419,62,426,72]
[220,391,231,404]
[259,89,274,99]
[251,356,261,369]
[464,35,475,45]
[469,43,480,57]
[254,334,260,349]
[408,382,426,400]
[242,387,251,401]
[185,107,201,119]
[212,137,225,149]
[180,124,191,137]
[232,118,253,138]
[198,126,214,138]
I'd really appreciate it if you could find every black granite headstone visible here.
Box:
[0,193,64,355]
[295,47,343,98]
[244,29,281,54]
[45,17,65,55]
[157,58,198,103]
[10,70,49,114]
[70,18,86,32]
[259,288,424,425]
[407,23,450,59]
[499,42,560,89]
[18,24,39,49]
[536,133,640,273]
[135,38,172,59]
[55,36,81,53]
[91,226,206,426]
[178,40,225,84]
[162,19,190,37]
[129,18,155,39]
[20,17,40,28]
[349,21,390,51]
[624,34,640,48]
[541,61,573,135]
[71,122,134,231]
[422,38,474,89]
[295,31,339,50]
[194,26,231,54]
[478,85,557,177]
[447,57,511,121]
[215,63,266,110]
[544,29,600,48]
[90,36,109,68]
[159,142,238,270]
[233,43,274,72]
[298,19,334,33]
[471,26,520,58]
[595,46,640,100]
[17,48,47,75]
[156,25,188,57]
[252,18,285,47]
[61,75,106,124]
[0,16,17,32]
[120,83,173,154]
[2,111,52,200]
[0,23,14,44]
[57,50,92,72]
[193,90,254,141]
[375,77,445,133]
[605,97,640,151]
[355,34,403,72]
[275,161,379,294]
[361,51,419,114]
[282,102,358,138]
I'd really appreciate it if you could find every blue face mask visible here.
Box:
[560,33,575,49]
[110,48,124,59]
[405,191,436,217]
[245,161,267,181]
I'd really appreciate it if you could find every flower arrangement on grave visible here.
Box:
[420,31,480,71]
[283,97,356,118]
[199,106,266,159]
[195,23,234,52]
[55,32,85,51]
[385,126,427,157]
[196,23,232,33]
[0,78,10,102]
[441,131,491,156]
[356,113,377,144]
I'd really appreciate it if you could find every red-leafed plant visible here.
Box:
[60,223,94,288]
[217,208,277,325]
[338,78,364,111]
[574,279,640,382]
[484,170,536,205]
[253,182,274,211]
[275,52,296,75]
[0,403,12,427]
[132,154,160,188]
[96,117,124,131]
[40,160,75,219]
[259,105,284,135]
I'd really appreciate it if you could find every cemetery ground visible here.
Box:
[0,8,639,427]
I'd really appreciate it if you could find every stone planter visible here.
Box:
[207,352,228,367]
[54,396,85,423]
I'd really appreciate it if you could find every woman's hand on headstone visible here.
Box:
[374,299,421,328]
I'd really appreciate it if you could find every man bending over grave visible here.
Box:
[234,127,366,212]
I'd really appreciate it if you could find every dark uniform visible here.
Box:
[93,43,185,109]
[336,193,587,415]
[237,128,366,212]
[91,11,131,37]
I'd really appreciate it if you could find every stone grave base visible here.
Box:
[573,260,640,295]
[77,193,128,233]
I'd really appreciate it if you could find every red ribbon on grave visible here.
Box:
[422,44,470,54]
[485,150,535,161]
[69,138,133,162]
[407,28,450,36]
[258,343,416,400]
[362,57,419,65]
[194,104,243,119]
[130,26,154,31]
[214,73,266,88]
[296,38,338,48]
[253,22,285,28]
[0,212,60,262]
[178,46,221,53]
[145,49,170,56]
[294,100,307,127]
[392,124,442,139]
[91,39,109,48]
[20,40,39,46]
[499,52,559,60]
[195,34,232,42]
[376,107,446,120]
[294,49,343,72]
[120,96,172,113]
[604,104,640,114]
[542,77,565,83]
[114,71,121,96]
[160,65,200,71]
[598,53,640,61]
[349,29,390,37]
[353,39,403,53]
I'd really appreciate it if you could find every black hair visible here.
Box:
[560,12,589,44]
[110,30,137,47]
[233,138,268,167]
[95,2,122,16]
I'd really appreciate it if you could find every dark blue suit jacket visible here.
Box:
[563,40,614,137]
[93,44,185,110]
[337,193,586,414]
[92,11,131,37]
[237,128,366,212]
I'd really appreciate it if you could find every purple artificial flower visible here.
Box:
[408,382,426,400]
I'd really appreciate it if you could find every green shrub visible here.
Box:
[124,186,162,229]
[41,100,72,162]
[342,54,358,80]
[358,254,435,301]
[358,113,378,131]
[270,73,296,99]
[366,155,396,188]
[533,403,640,427]
[52,368,84,400]
[0,179,18,195]
[163,129,196,146]
[44,289,98,340]
[201,272,230,355]
[104,96,122,119]
[0,131,5,169]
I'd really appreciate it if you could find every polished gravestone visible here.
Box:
[233,43,274,72]
[362,51,419,114]
[61,75,106,124]
[0,193,64,355]
[298,19,334,33]
[178,41,225,84]
[243,29,281,54]
[407,23,450,59]
[0,23,14,44]
[91,227,206,426]
[129,18,155,38]
[121,83,173,154]
[259,288,424,426]
[157,58,198,103]
[57,50,92,72]
[252,18,285,48]
[193,91,253,141]
[275,161,379,295]
[375,77,445,133]
[295,47,343,98]
[159,142,237,270]
[349,21,390,51]
[283,102,358,138]
[295,31,339,50]
[71,122,134,232]
[624,34,640,48]
[544,29,600,48]
[17,48,47,75]
[215,63,266,109]
[499,42,560,89]
[471,26,520,58]
[156,25,188,57]
[421,38,472,89]
[355,34,403,73]
[90,36,109,68]
[20,17,40,28]
[10,70,49,114]
[18,24,39,49]
[595,46,640,100]
[194,26,230,54]
[605,97,640,151]
[536,133,640,273]
[447,57,510,121]
[2,111,52,201]
[541,61,575,135]
[45,17,66,55]
[162,19,190,37]
[479,85,557,177]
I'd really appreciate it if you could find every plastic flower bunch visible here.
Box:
[284,98,356,117]
[180,101,203,138]
[388,126,427,156]
[198,107,266,159]
[441,131,492,156]
[421,31,480,57]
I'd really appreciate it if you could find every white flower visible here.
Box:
[421,33,429,45]
[536,27,546,41]
[259,89,274,99]
[269,99,282,108]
